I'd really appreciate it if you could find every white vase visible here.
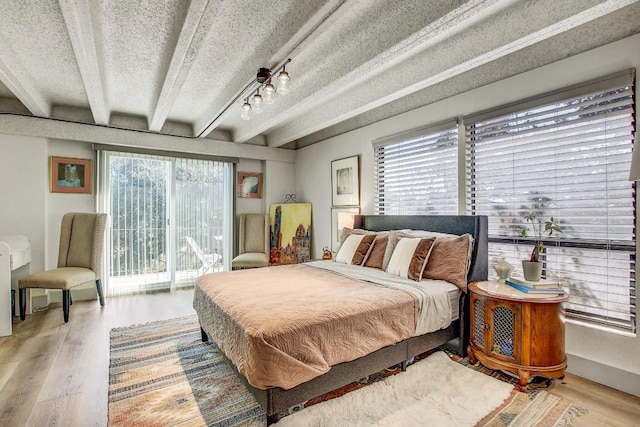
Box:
[494,258,513,283]
[522,261,542,281]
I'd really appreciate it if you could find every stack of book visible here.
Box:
[505,277,565,295]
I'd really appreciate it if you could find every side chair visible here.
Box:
[231,213,269,270]
[19,212,107,323]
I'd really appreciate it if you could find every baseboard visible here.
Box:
[46,287,98,303]
[31,293,49,311]
[566,353,640,397]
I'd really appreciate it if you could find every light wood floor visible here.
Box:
[0,289,638,427]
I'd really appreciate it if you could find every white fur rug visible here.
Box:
[274,351,513,427]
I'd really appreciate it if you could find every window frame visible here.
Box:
[373,120,460,216]
[373,69,637,333]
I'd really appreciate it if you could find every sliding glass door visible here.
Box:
[97,151,233,296]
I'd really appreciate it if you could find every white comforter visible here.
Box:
[306,261,458,335]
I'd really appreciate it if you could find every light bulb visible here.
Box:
[240,101,252,120]
[277,70,290,95]
[263,82,275,104]
[252,93,263,113]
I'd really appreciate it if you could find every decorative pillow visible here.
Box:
[385,237,436,281]
[339,228,376,246]
[335,228,373,255]
[335,234,377,265]
[363,234,389,269]
[423,234,474,291]
[381,230,414,270]
[397,229,460,239]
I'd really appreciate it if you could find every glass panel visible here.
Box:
[474,299,485,347]
[175,158,229,285]
[100,152,233,296]
[109,155,170,293]
[493,306,515,358]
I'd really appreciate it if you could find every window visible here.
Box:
[96,149,234,296]
[373,121,459,215]
[465,70,636,332]
[372,70,636,333]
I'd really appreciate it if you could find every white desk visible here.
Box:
[0,235,31,336]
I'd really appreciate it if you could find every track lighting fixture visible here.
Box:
[197,58,293,136]
[240,58,291,120]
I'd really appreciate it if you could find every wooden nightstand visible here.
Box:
[467,281,569,391]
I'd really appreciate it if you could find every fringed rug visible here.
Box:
[108,316,585,426]
[108,316,265,426]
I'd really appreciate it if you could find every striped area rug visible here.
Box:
[108,316,265,426]
[452,356,586,426]
[108,316,584,426]
[478,389,583,427]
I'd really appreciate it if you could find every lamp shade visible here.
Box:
[629,133,639,181]
[240,101,252,120]
[277,70,290,94]
[263,82,275,104]
[252,92,263,113]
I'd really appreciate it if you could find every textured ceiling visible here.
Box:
[0,0,639,151]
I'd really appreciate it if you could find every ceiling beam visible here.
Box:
[0,113,294,163]
[263,0,639,147]
[232,0,495,144]
[0,48,50,117]
[59,0,109,125]
[149,0,218,132]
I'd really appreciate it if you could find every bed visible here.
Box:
[193,214,488,422]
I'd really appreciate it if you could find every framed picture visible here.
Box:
[237,171,263,198]
[50,156,92,194]
[331,207,360,252]
[331,155,360,206]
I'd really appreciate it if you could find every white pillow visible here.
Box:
[385,237,436,281]
[397,229,460,239]
[335,234,368,264]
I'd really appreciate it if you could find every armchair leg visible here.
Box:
[62,290,70,323]
[19,288,26,321]
[96,279,105,306]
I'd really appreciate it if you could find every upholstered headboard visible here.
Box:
[352,215,488,286]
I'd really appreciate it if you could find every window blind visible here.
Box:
[373,121,459,215]
[464,70,636,332]
[96,150,233,296]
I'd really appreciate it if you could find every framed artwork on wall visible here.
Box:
[331,207,360,252]
[50,156,92,194]
[237,171,263,198]
[331,155,359,206]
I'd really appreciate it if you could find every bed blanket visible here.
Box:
[193,263,448,390]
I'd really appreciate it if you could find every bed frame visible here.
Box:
[201,214,488,423]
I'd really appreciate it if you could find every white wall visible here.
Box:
[236,158,265,215]
[1,135,294,306]
[264,160,295,209]
[234,158,296,258]
[0,133,47,272]
[295,34,640,396]
[235,158,296,215]
[45,139,97,303]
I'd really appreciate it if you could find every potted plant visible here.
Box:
[520,213,562,281]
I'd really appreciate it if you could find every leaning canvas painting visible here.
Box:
[269,203,312,265]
